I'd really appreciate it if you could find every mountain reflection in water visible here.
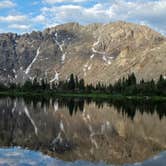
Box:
[0,96,166,165]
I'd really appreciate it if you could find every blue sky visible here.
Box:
[0,0,166,34]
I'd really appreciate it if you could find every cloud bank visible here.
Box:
[0,0,165,34]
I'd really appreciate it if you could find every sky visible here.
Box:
[0,0,165,34]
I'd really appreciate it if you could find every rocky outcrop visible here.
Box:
[0,21,165,84]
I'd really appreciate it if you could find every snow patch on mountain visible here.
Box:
[54,33,66,64]
[50,71,59,83]
[61,52,66,63]
[83,61,92,76]
[88,64,92,70]
[92,37,105,55]
[90,54,95,59]
[25,47,40,75]
[92,36,114,65]
[103,55,112,65]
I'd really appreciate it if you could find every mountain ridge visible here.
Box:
[0,21,165,84]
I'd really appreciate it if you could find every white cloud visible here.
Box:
[8,24,30,30]
[33,15,46,23]
[0,0,15,9]
[43,0,88,4]
[40,0,166,34]
[0,0,165,34]
[0,15,27,22]
[107,0,166,33]
[107,0,166,21]
[41,4,110,26]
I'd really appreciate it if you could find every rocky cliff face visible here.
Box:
[0,21,166,84]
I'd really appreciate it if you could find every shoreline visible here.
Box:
[0,91,166,101]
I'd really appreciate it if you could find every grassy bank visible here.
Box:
[0,91,166,101]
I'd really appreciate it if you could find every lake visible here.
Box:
[0,96,166,165]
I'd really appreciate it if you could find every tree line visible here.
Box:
[0,73,166,96]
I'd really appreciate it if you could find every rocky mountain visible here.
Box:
[0,21,166,84]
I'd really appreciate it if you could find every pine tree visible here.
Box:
[68,74,75,91]
[126,73,136,86]
[157,74,166,95]
[23,79,33,91]
[41,78,46,90]
[79,78,85,91]
[0,83,7,91]
[32,77,40,90]
[75,75,79,91]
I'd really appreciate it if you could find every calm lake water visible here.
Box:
[0,97,166,165]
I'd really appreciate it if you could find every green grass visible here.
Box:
[0,90,166,101]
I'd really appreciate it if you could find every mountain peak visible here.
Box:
[0,21,165,84]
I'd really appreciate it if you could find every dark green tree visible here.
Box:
[68,74,75,91]
[79,78,85,91]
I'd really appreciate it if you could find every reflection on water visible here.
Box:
[0,147,109,166]
[0,147,166,166]
[0,97,166,164]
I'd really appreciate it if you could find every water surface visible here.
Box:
[0,147,166,166]
[0,97,166,165]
